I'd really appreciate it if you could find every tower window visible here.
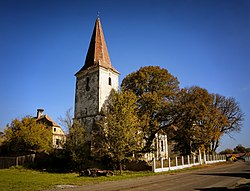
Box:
[161,141,164,152]
[108,77,111,86]
[86,77,90,91]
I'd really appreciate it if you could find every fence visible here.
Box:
[0,154,35,169]
[152,153,226,173]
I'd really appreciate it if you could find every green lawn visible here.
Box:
[0,163,228,191]
[0,167,154,191]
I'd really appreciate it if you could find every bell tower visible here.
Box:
[74,18,119,137]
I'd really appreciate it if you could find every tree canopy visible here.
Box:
[121,65,244,155]
[93,90,143,174]
[121,66,180,153]
[2,117,52,154]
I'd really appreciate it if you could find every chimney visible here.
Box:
[37,109,44,118]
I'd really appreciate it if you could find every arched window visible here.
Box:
[108,77,111,86]
[86,77,90,91]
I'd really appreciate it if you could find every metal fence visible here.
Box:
[0,154,35,169]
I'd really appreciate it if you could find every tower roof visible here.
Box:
[76,18,119,75]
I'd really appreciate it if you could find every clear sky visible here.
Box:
[0,0,249,151]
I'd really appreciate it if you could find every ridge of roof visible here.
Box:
[76,18,119,76]
[36,114,60,127]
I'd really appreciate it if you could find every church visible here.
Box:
[74,17,168,161]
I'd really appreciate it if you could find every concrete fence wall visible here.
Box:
[0,154,35,169]
[152,153,226,173]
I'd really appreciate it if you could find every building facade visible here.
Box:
[35,109,66,148]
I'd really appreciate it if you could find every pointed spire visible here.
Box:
[76,18,119,75]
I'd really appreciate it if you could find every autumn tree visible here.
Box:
[121,66,180,153]
[3,117,52,154]
[172,86,216,155]
[210,95,244,151]
[93,90,143,174]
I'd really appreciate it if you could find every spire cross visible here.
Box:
[97,11,100,18]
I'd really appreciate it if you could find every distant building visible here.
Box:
[74,17,168,160]
[35,109,66,148]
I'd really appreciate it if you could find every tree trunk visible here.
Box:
[119,162,123,175]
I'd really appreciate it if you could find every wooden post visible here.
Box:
[152,158,156,172]
[161,157,164,170]
[168,157,171,170]
[15,157,18,166]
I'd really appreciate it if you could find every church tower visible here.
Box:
[74,18,119,137]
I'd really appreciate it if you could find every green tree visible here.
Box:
[219,148,233,154]
[3,117,52,154]
[233,144,246,153]
[121,66,180,153]
[64,120,89,170]
[93,90,143,174]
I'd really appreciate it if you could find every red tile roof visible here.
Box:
[76,18,119,76]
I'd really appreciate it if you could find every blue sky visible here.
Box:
[0,0,249,151]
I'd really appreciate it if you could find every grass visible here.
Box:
[0,166,154,191]
[0,162,230,191]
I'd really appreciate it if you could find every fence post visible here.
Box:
[204,151,207,164]
[168,157,171,170]
[199,150,202,165]
[188,155,190,166]
[15,157,18,166]
[161,157,164,170]
[175,156,178,167]
[193,155,195,164]
[152,158,156,172]
[182,156,184,166]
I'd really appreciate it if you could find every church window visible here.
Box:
[161,141,164,152]
[86,77,90,91]
[108,77,111,86]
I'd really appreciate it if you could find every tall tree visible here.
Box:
[121,66,180,153]
[3,117,52,154]
[210,95,244,151]
[64,120,89,170]
[93,90,143,174]
[172,86,215,155]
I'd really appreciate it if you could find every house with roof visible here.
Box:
[74,17,168,160]
[35,109,66,148]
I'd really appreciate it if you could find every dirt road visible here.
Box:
[46,161,250,191]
